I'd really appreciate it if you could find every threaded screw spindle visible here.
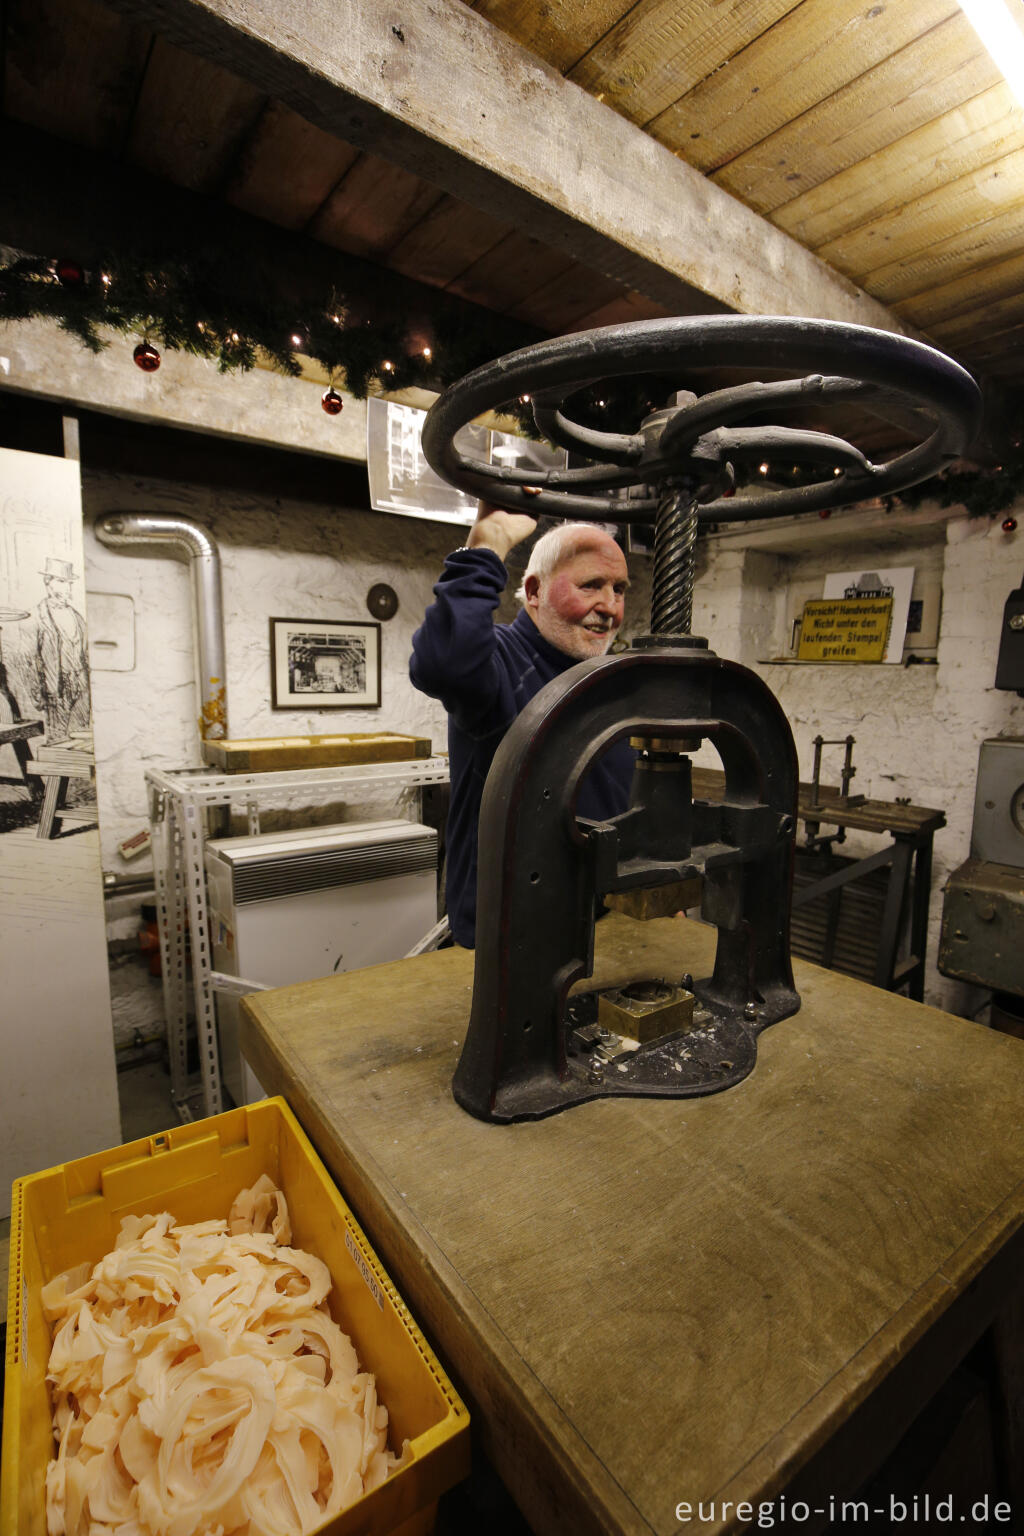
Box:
[651,484,699,636]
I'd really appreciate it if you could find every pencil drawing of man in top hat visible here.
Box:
[29,556,91,742]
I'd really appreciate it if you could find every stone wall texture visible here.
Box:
[691,511,1024,1012]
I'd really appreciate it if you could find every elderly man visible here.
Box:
[410,504,635,948]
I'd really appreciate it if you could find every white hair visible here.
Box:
[513,522,619,604]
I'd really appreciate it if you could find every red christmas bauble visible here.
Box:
[55,258,84,287]
[1003,517,1018,533]
[133,341,161,373]
[321,388,344,416]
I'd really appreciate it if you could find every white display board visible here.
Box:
[366,396,567,524]
[822,565,915,664]
[0,447,120,1214]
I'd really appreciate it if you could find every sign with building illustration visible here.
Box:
[822,566,915,663]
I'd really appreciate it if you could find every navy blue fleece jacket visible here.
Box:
[409,546,635,948]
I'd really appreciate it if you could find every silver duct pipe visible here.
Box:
[95,513,228,740]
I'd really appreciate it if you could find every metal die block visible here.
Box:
[603,877,703,921]
[597,979,696,1045]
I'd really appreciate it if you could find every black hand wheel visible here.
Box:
[420,315,982,527]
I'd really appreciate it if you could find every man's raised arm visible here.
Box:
[409,503,536,711]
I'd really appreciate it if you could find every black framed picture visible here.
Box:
[270,617,381,709]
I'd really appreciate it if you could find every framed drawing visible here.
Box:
[270,618,381,709]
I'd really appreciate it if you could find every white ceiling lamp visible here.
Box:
[959,0,1024,107]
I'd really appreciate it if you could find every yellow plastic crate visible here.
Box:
[2,1097,470,1536]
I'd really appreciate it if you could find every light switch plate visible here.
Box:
[86,590,135,672]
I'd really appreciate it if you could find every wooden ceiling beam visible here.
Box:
[96,0,914,333]
[0,119,542,355]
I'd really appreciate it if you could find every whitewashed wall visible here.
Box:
[84,473,459,866]
[691,505,1024,1012]
[84,478,654,867]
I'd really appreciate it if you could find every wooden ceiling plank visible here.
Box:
[308,153,446,259]
[467,0,628,74]
[502,263,627,332]
[774,85,1024,250]
[976,350,1024,381]
[97,0,911,333]
[928,292,1024,351]
[566,0,800,133]
[126,35,266,193]
[860,203,1024,306]
[713,19,997,216]
[817,147,1024,285]
[647,0,958,174]
[225,100,361,229]
[954,322,1024,370]
[566,290,672,333]
[894,249,1024,330]
[445,229,578,312]
[3,0,152,153]
[387,196,511,289]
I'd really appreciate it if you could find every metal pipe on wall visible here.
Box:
[95,513,228,740]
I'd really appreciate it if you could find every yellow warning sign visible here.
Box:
[797,596,893,663]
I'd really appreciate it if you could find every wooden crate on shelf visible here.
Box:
[201,731,433,773]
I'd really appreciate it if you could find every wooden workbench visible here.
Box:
[240,914,1024,1535]
[692,767,945,997]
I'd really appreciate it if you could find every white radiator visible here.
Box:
[205,818,437,1104]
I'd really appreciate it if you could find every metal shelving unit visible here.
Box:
[146,757,450,1122]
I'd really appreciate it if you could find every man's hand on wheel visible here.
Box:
[466,501,538,561]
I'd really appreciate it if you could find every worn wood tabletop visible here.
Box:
[241,913,1024,1536]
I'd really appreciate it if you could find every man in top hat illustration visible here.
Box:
[29,556,90,741]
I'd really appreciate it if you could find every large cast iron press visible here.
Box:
[420,316,981,1123]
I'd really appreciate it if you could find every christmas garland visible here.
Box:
[0,249,545,428]
[2,249,1022,519]
[883,433,1024,521]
